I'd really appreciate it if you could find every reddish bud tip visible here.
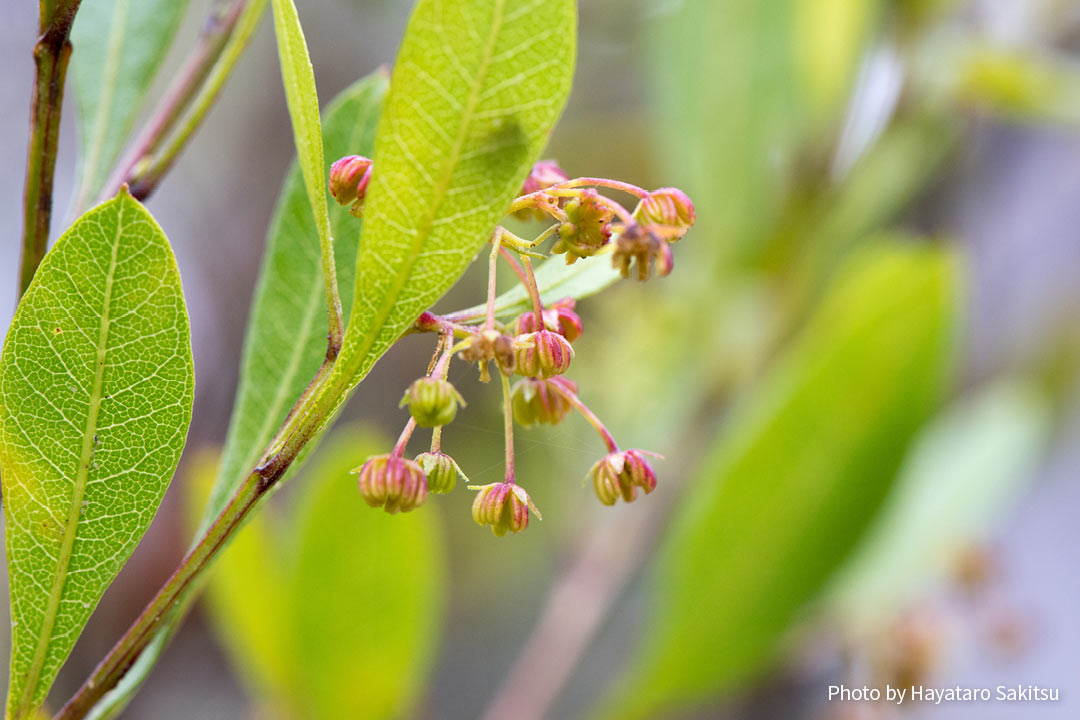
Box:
[511,376,577,427]
[590,449,659,506]
[514,298,583,343]
[469,482,541,537]
[352,453,428,513]
[634,188,696,241]
[514,329,574,378]
[328,155,373,209]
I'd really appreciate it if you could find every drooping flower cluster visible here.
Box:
[330,158,695,536]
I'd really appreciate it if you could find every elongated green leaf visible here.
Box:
[829,378,1050,628]
[452,249,622,322]
[195,428,445,719]
[70,0,189,208]
[331,0,576,391]
[598,242,960,719]
[269,0,333,260]
[202,75,387,532]
[0,190,194,719]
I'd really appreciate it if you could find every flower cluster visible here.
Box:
[332,159,695,536]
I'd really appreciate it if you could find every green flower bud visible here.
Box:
[552,189,613,263]
[512,377,576,427]
[415,451,466,494]
[352,454,427,514]
[401,377,465,427]
[633,187,695,241]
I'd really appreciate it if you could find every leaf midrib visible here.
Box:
[15,201,125,717]
[343,0,508,380]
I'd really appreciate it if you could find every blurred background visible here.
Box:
[2,0,1080,718]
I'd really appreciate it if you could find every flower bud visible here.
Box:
[400,377,465,427]
[514,329,573,378]
[633,188,695,241]
[514,298,583,343]
[514,160,568,221]
[469,481,541,537]
[512,377,576,427]
[352,453,427,513]
[590,449,658,506]
[612,223,673,281]
[552,189,613,263]
[460,329,516,381]
[415,451,465,494]
[328,155,373,210]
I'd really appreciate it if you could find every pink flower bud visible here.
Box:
[514,298,583,343]
[400,376,465,427]
[511,377,577,427]
[415,451,465,494]
[469,481,541,537]
[612,224,674,281]
[552,189,613,263]
[514,329,574,378]
[590,449,659,506]
[352,453,427,514]
[634,188,695,241]
[328,155,373,210]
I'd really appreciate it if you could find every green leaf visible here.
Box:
[198,427,445,719]
[0,190,194,719]
[451,250,622,322]
[268,0,334,265]
[598,242,961,719]
[828,378,1051,628]
[202,75,387,533]
[70,0,189,208]
[331,0,576,390]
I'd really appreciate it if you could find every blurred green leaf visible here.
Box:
[269,0,335,260]
[954,46,1080,125]
[598,241,961,719]
[828,378,1051,628]
[184,451,292,710]
[288,430,444,719]
[451,249,622,322]
[794,0,882,124]
[195,428,445,720]
[647,0,799,265]
[0,190,194,719]
[330,0,576,390]
[70,0,189,208]
[202,75,386,534]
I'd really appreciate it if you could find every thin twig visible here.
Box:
[101,0,268,204]
[18,0,83,298]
